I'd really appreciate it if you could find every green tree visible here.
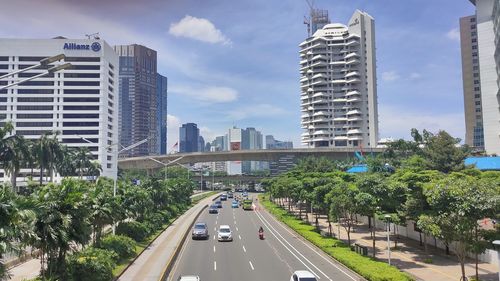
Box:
[327,182,359,245]
[1,135,29,190]
[422,130,469,173]
[35,132,63,185]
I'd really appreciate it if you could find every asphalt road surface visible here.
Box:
[169,193,363,281]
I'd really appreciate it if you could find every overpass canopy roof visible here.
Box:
[465,157,500,171]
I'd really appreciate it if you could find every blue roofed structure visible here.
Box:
[347,164,368,173]
[465,157,500,171]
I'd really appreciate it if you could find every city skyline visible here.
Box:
[0,0,475,149]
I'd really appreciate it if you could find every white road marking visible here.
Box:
[215,220,217,225]
[249,261,255,270]
[234,220,237,224]
[214,227,216,231]
[261,209,358,281]
[238,235,242,240]
[242,245,246,252]
[213,235,215,240]
[214,261,217,271]
[255,210,324,280]
[213,245,216,253]
[236,226,239,231]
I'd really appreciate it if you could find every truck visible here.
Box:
[242,199,253,210]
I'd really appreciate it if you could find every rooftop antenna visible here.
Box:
[85,32,100,40]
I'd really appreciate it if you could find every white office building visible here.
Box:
[299,10,379,148]
[0,38,119,183]
[468,0,500,154]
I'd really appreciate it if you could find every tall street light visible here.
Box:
[385,214,392,266]
[147,156,184,181]
[493,240,500,281]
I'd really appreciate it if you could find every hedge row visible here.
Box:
[259,195,414,281]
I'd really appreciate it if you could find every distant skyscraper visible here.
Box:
[300,10,379,148]
[466,0,500,154]
[227,127,242,175]
[241,127,263,173]
[460,15,484,149]
[156,74,168,154]
[198,135,205,152]
[114,44,158,156]
[212,136,227,151]
[179,123,199,153]
[266,135,293,149]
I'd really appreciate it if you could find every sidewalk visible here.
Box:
[284,203,498,281]
[7,192,219,281]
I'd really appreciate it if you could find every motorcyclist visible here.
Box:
[258,226,264,234]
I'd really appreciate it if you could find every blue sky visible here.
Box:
[0,0,475,149]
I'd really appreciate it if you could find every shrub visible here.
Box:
[116,221,149,242]
[98,235,136,261]
[67,247,117,281]
[145,212,167,232]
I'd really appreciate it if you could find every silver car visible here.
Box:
[191,222,209,240]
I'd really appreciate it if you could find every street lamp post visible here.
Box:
[385,214,392,266]
[493,240,500,281]
[147,156,184,181]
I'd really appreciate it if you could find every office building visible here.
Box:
[300,10,379,148]
[0,37,119,181]
[266,135,293,149]
[460,15,484,149]
[241,127,264,173]
[466,0,500,154]
[157,73,168,154]
[211,135,227,151]
[198,135,205,152]
[179,123,199,153]
[114,44,157,157]
[227,127,242,175]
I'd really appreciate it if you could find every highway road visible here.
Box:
[169,193,363,281]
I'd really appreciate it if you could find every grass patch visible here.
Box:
[259,194,414,281]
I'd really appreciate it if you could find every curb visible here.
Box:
[159,194,221,281]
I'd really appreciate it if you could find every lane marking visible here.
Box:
[259,209,358,281]
[214,261,217,271]
[213,235,215,240]
[214,227,216,231]
[236,226,239,231]
[255,209,322,280]
[238,235,242,240]
[249,261,255,270]
[234,220,237,224]
[213,245,216,253]
[242,245,246,252]
[215,220,217,225]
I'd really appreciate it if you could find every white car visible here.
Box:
[178,276,200,281]
[217,225,233,241]
[290,270,317,281]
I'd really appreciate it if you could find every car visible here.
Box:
[215,200,222,208]
[191,222,209,240]
[208,205,218,214]
[290,270,317,281]
[220,194,227,201]
[231,201,238,208]
[217,225,233,241]
[227,193,233,199]
[178,276,200,281]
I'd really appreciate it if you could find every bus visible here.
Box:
[242,199,253,210]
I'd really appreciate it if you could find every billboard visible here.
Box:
[230,142,241,151]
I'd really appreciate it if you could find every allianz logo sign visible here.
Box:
[63,42,101,52]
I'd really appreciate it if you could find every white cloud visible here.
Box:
[169,15,232,45]
[379,105,465,141]
[200,126,219,143]
[446,28,460,41]
[382,71,400,82]
[227,104,287,120]
[167,114,181,152]
[409,72,422,80]
[171,85,238,104]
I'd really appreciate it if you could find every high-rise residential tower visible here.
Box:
[460,15,484,149]
[466,0,500,154]
[299,10,379,148]
[179,123,199,153]
[157,73,168,154]
[114,44,157,157]
[0,37,119,182]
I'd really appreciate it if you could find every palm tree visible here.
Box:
[35,132,63,185]
[57,146,76,177]
[2,135,29,190]
[73,147,93,179]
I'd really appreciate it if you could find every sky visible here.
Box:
[0,0,476,150]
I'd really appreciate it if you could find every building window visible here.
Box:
[63,106,99,111]
[474,80,480,84]
[64,81,100,86]
[64,89,100,95]
[16,122,53,127]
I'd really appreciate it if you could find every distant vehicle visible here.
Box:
[215,200,222,208]
[217,225,233,241]
[242,191,248,197]
[227,193,233,199]
[191,222,209,240]
[178,276,200,281]
[290,270,317,281]
[231,201,238,208]
[208,205,218,214]
[220,194,227,201]
[242,199,253,210]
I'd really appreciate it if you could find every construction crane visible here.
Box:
[303,0,314,37]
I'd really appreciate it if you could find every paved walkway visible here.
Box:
[7,192,219,281]
[282,202,499,281]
